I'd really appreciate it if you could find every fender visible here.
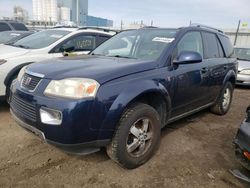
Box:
[4,62,34,86]
[223,69,236,86]
[99,79,171,133]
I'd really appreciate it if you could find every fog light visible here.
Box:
[40,107,62,125]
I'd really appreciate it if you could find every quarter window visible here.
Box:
[177,32,203,58]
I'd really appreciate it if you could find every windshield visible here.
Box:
[0,32,21,44]
[235,48,250,61]
[12,30,70,49]
[92,29,177,61]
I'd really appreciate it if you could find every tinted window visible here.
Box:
[13,30,70,49]
[0,22,11,32]
[10,22,28,31]
[177,31,203,57]
[217,38,224,58]
[218,35,234,58]
[97,35,110,47]
[203,32,220,58]
[54,34,96,53]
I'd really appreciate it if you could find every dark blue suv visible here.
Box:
[10,25,237,169]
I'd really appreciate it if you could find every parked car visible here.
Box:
[0,20,28,32]
[235,47,250,86]
[234,106,250,170]
[0,31,34,45]
[0,27,115,100]
[10,25,237,169]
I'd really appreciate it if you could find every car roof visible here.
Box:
[48,27,115,35]
[1,30,34,34]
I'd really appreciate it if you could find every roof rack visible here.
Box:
[78,26,120,33]
[190,23,224,33]
[141,26,158,29]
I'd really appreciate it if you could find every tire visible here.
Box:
[210,82,234,115]
[5,75,17,103]
[106,103,161,169]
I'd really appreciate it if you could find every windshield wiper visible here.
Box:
[108,55,136,59]
[11,44,30,49]
[237,58,250,61]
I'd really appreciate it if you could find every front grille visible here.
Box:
[21,73,42,91]
[10,94,37,122]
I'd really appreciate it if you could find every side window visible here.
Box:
[10,23,28,31]
[54,34,97,53]
[203,32,220,58]
[176,32,203,58]
[0,22,11,32]
[97,35,110,47]
[216,38,224,58]
[218,35,235,58]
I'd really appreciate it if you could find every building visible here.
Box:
[58,6,70,21]
[224,29,250,47]
[87,16,113,27]
[32,0,58,23]
[72,0,88,26]
[14,6,29,23]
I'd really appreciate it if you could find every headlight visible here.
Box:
[0,59,7,65]
[17,66,27,82]
[240,69,250,75]
[44,78,100,99]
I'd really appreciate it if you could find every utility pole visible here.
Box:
[151,20,153,26]
[234,20,241,46]
[120,20,123,30]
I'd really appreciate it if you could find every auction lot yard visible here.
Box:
[0,87,249,187]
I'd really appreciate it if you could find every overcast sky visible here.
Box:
[0,0,249,28]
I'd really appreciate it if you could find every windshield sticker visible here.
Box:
[10,33,21,36]
[152,37,175,43]
[50,34,63,38]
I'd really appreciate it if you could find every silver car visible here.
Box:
[235,47,250,86]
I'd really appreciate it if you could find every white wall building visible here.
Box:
[58,7,70,21]
[32,0,58,22]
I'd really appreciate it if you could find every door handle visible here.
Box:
[201,67,209,74]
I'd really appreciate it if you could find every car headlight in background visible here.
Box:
[44,78,100,99]
[240,69,250,75]
[0,59,7,65]
[17,66,27,82]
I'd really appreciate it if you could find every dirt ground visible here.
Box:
[0,87,250,188]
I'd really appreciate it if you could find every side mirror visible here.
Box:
[173,51,202,65]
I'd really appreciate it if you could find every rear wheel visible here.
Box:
[106,103,161,169]
[210,82,233,115]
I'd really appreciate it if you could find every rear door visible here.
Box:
[201,32,229,101]
[171,31,210,117]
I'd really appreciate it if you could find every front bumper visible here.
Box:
[9,81,112,154]
[0,70,7,96]
[236,74,250,86]
[234,121,250,170]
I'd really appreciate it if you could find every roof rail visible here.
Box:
[141,26,158,29]
[78,26,120,33]
[190,23,224,33]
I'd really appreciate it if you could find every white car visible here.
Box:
[0,27,115,100]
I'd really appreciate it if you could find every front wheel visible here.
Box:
[106,103,161,169]
[210,82,234,115]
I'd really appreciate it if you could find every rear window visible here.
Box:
[0,22,11,32]
[10,22,28,31]
[218,35,234,58]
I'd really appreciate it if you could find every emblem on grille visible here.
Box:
[24,77,32,85]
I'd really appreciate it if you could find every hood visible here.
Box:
[27,55,156,84]
[238,60,250,71]
[0,45,30,59]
